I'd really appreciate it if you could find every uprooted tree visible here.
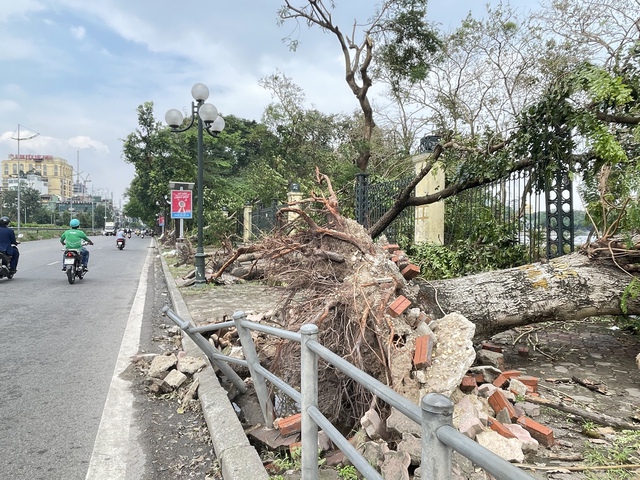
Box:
[207,169,640,424]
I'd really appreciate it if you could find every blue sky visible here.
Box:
[0,0,532,207]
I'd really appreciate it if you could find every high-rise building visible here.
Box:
[1,154,74,200]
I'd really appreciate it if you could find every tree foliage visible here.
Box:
[369,0,640,239]
[0,187,47,224]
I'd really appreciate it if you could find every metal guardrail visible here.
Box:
[162,306,535,480]
[18,226,103,235]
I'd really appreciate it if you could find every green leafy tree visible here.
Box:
[122,102,198,227]
[0,187,47,224]
[123,103,284,240]
[259,71,359,196]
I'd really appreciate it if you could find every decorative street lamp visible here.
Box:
[165,83,225,285]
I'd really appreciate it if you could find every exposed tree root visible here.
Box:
[213,172,407,424]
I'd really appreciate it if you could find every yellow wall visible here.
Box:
[1,155,74,199]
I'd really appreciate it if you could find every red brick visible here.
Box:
[382,244,400,252]
[473,372,485,384]
[517,416,554,447]
[401,264,420,280]
[460,375,477,393]
[387,295,411,317]
[481,342,503,353]
[517,346,530,357]
[488,390,518,421]
[488,417,516,439]
[492,374,509,388]
[502,370,523,379]
[276,413,302,436]
[518,376,539,393]
[413,334,434,369]
[289,441,302,455]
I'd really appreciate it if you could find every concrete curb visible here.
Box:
[157,246,268,480]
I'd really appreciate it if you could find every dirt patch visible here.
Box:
[490,317,640,479]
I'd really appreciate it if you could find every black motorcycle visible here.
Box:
[62,249,86,284]
[116,237,126,250]
[0,235,22,280]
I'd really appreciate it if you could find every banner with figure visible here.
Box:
[170,189,192,219]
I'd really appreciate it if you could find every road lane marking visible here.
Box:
[85,247,151,479]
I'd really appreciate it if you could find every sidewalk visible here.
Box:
[159,254,275,480]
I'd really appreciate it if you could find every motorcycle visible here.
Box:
[116,237,126,250]
[62,246,87,284]
[0,234,22,280]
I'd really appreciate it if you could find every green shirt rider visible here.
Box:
[60,219,94,271]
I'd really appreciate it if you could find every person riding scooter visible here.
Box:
[60,219,94,271]
[0,216,20,274]
[116,229,126,247]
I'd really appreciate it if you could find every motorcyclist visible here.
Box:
[116,228,126,246]
[60,219,94,271]
[0,216,19,274]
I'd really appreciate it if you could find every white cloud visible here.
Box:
[68,136,109,154]
[0,0,532,206]
[70,25,85,40]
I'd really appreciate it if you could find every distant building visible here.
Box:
[6,171,49,195]
[1,154,74,200]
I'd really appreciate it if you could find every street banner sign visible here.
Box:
[171,189,193,219]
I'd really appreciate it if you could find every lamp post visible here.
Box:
[165,83,225,285]
[11,124,39,233]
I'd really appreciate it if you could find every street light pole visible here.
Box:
[165,83,225,286]
[11,124,39,234]
[195,108,206,283]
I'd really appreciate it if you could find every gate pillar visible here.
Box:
[412,153,445,244]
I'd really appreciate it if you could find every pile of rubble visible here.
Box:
[135,347,208,400]
[208,242,562,478]
[255,323,554,479]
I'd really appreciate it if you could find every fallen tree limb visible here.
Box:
[571,376,611,395]
[278,207,372,254]
[525,395,640,431]
[517,463,640,472]
[213,245,261,279]
[312,248,345,263]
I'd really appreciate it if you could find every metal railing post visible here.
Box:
[421,393,454,480]
[300,324,319,480]
[232,310,275,427]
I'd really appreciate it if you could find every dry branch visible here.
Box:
[525,395,640,431]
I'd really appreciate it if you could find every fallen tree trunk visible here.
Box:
[414,251,640,336]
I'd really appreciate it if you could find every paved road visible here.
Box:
[0,233,152,480]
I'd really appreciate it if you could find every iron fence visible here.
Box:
[355,173,415,245]
[251,200,282,239]
[445,168,548,263]
[163,306,536,480]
